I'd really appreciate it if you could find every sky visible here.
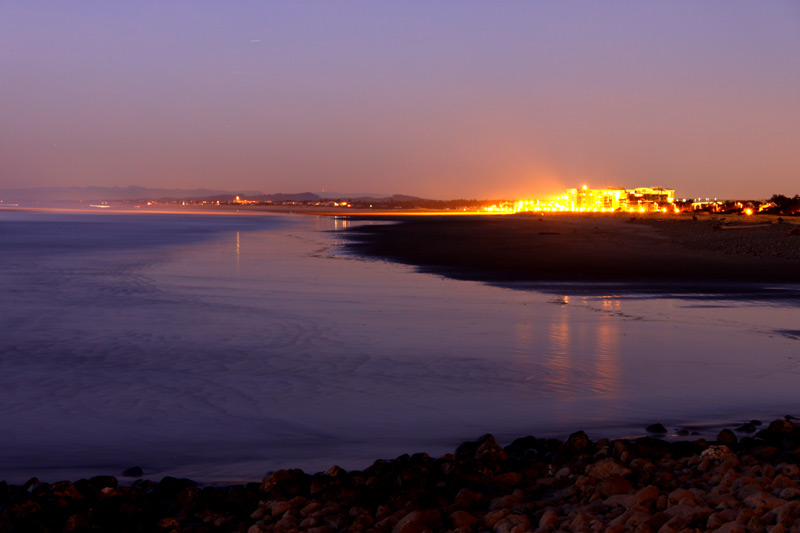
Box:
[1,2,798,200]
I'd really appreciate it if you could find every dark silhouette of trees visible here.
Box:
[766,194,800,214]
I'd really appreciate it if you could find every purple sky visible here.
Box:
[2,2,798,200]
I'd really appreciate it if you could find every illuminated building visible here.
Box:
[629,187,675,204]
[483,185,677,214]
[568,186,629,211]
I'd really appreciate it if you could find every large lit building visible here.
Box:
[629,187,675,204]
[568,187,629,211]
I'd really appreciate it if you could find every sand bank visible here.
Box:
[343,214,800,289]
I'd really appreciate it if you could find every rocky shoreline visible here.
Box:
[4,418,800,532]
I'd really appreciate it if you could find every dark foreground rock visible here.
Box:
[4,419,800,532]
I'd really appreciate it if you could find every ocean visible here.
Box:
[1,209,798,484]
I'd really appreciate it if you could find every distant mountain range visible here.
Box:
[0,186,425,204]
[0,186,265,202]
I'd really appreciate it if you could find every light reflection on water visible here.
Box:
[0,210,798,484]
[512,298,622,402]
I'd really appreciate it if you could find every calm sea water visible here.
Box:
[1,209,798,484]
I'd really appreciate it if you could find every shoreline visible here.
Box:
[3,211,800,530]
[4,417,800,531]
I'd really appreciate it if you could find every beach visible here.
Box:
[2,210,800,531]
[342,213,800,289]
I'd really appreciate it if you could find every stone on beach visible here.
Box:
[5,418,800,531]
[645,423,668,435]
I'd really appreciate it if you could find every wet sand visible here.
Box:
[343,214,800,289]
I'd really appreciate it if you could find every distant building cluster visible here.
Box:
[484,186,677,214]
[67,187,796,216]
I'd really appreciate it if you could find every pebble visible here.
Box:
[5,417,800,531]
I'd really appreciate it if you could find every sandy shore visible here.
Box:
[342,213,800,290]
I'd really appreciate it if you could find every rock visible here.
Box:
[634,437,671,458]
[489,494,522,510]
[299,515,320,529]
[504,436,538,459]
[455,434,508,464]
[667,487,699,506]
[644,511,670,531]
[567,512,595,530]
[663,503,713,524]
[608,508,651,530]
[736,508,757,524]
[604,493,630,508]
[269,499,292,516]
[260,469,308,497]
[779,487,800,500]
[50,481,83,502]
[587,457,632,480]
[538,509,559,529]
[566,430,590,452]
[324,464,346,478]
[757,419,798,444]
[625,485,660,510]
[712,522,748,533]
[449,510,477,529]
[85,475,118,492]
[393,510,434,533]
[484,508,512,529]
[494,513,530,533]
[156,517,180,530]
[374,512,403,531]
[742,491,786,512]
[717,429,738,445]
[301,501,323,517]
[701,444,734,461]
[63,513,89,532]
[275,514,299,531]
[612,440,631,463]
[770,473,796,491]
[645,423,667,434]
[491,472,521,487]
[666,440,699,460]
[596,475,633,497]
[121,466,144,477]
[707,510,738,529]
[450,488,483,510]
[772,501,800,527]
